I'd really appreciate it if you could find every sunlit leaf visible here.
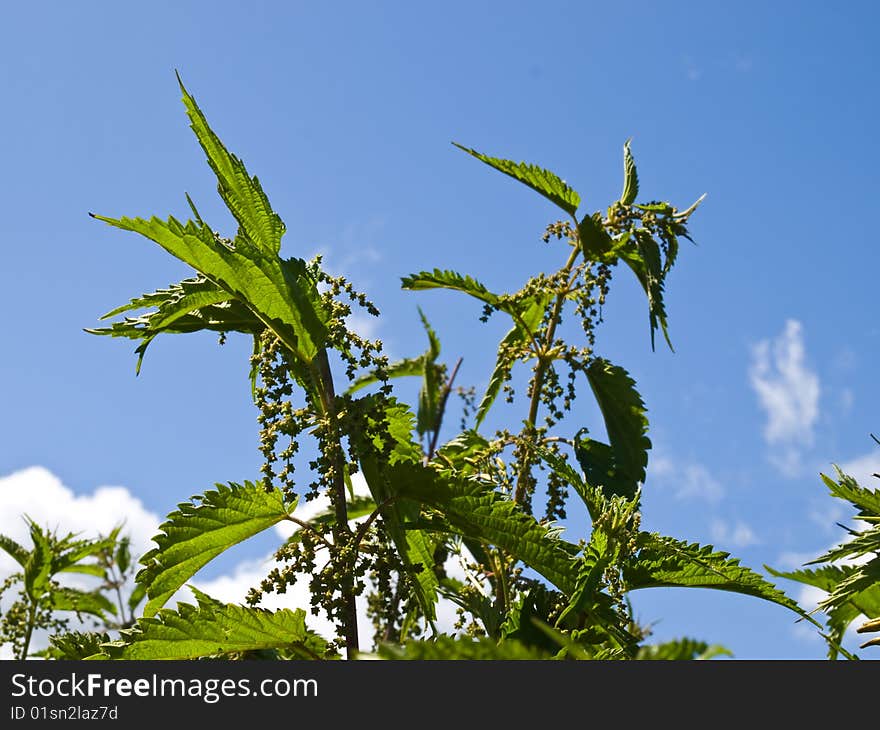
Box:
[101,587,327,660]
[453,143,580,217]
[137,482,296,617]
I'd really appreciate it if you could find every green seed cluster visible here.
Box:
[0,578,71,659]
[244,260,407,649]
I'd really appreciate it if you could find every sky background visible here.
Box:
[1,1,879,659]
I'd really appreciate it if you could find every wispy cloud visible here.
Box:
[709,519,759,548]
[647,455,724,503]
[749,319,820,476]
[682,54,702,81]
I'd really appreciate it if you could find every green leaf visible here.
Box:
[532,444,601,521]
[23,521,53,601]
[619,230,672,351]
[766,564,880,659]
[90,215,327,366]
[820,467,880,518]
[59,562,106,578]
[51,535,117,575]
[115,537,131,576]
[418,306,441,361]
[352,398,439,621]
[48,588,116,619]
[378,635,551,660]
[401,269,501,308]
[128,582,147,613]
[452,142,580,217]
[137,481,297,617]
[575,358,651,500]
[637,638,732,660]
[178,75,285,255]
[99,275,231,324]
[818,560,880,615]
[435,430,492,474]
[0,534,29,568]
[388,463,580,595]
[625,533,806,618]
[101,587,327,660]
[558,494,642,651]
[619,139,639,205]
[577,213,615,263]
[475,295,546,428]
[45,632,112,660]
[347,356,424,393]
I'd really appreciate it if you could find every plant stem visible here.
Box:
[19,602,37,660]
[426,357,463,461]
[315,348,359,658]
[110,565,127,627]
[514,242,581,505]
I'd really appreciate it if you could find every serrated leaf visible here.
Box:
[401,269,501,308]
[45,632,112,660]
[821,467,880,518]
[532,444,601,521]
[388,463,580,594]
[23,521,53,601]
[352,398,439,620]
[99,275,231,324]
[0,534,29,568]
[619,139,639,205]
[59,562,106,578]
[128,582,147,612]
[48,587,116,619]
[101,587,327,660]
[577,212,615,262]
[418,306,441,361]
[115,537,131,576]
[51,534,117,575]
[574,439,633,500]
[347,356,425,393]
[453,143,580,217]
[475,295,546,428]
[137,481,296,617]
[378,635,551,660]
[766,564,880,659]
[178,76,285,255]
[637,638,731,660]
[576,358,651,500]
[435,430,492,474]
[90,215,327,366]
[625,533,806,618]
[619,230,672,351]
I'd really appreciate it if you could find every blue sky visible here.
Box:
[2,1,879,658]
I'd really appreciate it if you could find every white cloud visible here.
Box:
[837,451,880,490]
[709,519,759,548]
[648,457,724,503]
[0,466,163,656]
[678,464,725,502]
[749,319,820,475]
[0,467,466,658]
[0,466,160,576]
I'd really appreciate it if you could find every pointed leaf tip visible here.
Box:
[620,139,639,205]
[452,142,580,217]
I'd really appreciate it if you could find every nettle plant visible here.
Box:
[0,521,141,659]
[62,75,821,660]
[768,442,880,659]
